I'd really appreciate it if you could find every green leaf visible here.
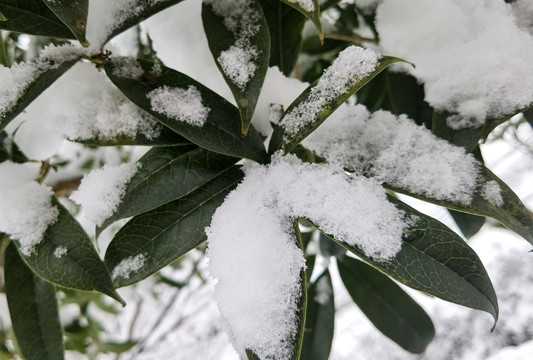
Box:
[257,0,306,76]
[202,0,270,136]
[301,270,334,360]
[104,57,268,163]
[449,210,485,239]
[385,165,533,245]
[0,32,9,67]
[104,166,244,287]
[280,0,322,43]
[0,0,74,38]
[103,0,184,45]
[99,146,238,232]
[15,199,123,305]
[269,55,406,154]
[0,56,79,132]
[43,0,89,46]
[290,221,308,360]
[320,195,499,323]
[5,243,64,360]
[100,340,137,354]
[338,256,434,354]
[71,125,192,147]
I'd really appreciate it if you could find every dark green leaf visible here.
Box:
[43,0,89,46]
[245,350,261,360]
[269,55,407,154]
[280,0,322,43]
[449,210,485,239]
[15,199,123,305]
[105,57,268,163]
[320,195,499,323]
[104,0,184,45]
[0,0,74,38]
[257,0,305,76]
[100,340,137,354]
[0,32,9,67]
[71,125,192,147]
[291,221,308,360]
[0,56,79,132]
[338,256,434,353]
[100,146,238,231]
[301,270,334,360]
[202,0,270,136]
[104,166,244,287]
[385,165,533,245]
[318,232,345,258]
[5,243,64,360]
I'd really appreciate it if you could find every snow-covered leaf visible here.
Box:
[73,125,191,147]
[5,243,64,360]
[105,57,268,163]
[321,195,499,323]
[0,0,74,38]
[104,166,243,287]
[99,145,239,232]
[338,256,435,354]
[257,0,306,76]
[43,0,89,46]
[280,0,322,43]
[202,0,270,136]
[269,52,406,154]
[16,199,123,305]
[301,269,334,360]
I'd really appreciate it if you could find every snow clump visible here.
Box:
[70,162,140,226]
[279,46,379,136]
[481,180,504,207]
[304,104,480,205]
[286,0,315,12]
[0,161,59,255]
[376,0,533,129]
[147,85,210,126]
[207,155,408,359]
[111,254,146,281]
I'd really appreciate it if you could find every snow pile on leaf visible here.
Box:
[207,155,407,359]
[70,162,140,226]
[286,0,315,12]
[111,254,146,281]
[0,161,59,255]
[279,46,379,136]
[204,0,261,89]
[304,104,480,204]
[0,44,82,120]
[147,85,210,126]
[376,0,533,128]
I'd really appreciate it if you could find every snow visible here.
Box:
[70,162,140,226]
[0,44,82,120]
[207,155,407,359]
[147,85,210,126]
[0,161,59,256]
[354,0,383,13]
[54,246,68,258]
[286,0,315,12]
[280,46,379,136]
[376,0,533,129]
[304,104,480,205]
[204,0,261,89]
[111,254,146,281]
[110,56,145,79]
[481,180,504,207]
[511,0,533,34]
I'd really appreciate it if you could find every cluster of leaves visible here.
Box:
[0,1,532,359]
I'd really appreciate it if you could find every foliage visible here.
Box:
[0,1,532,359]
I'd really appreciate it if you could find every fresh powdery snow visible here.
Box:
[304,105,480,204]
[376,0,533,129]
[70,162,140,226]
[147,85,210,126]
[204,0,261,89]
[280,46,379,136]
[207,155,408,359]
[0,44,82,120]
[481,180,504,206]
[0,162,59,255]
[54,246,68,258]
[285,0,315,12]
[111,254,146,281]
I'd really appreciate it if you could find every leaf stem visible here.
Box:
[0,31,10,67]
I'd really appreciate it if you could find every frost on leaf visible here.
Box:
[280,46,379,136]
[207,156,407,359]
[376,0,533,128]
[204,0,261,89]
[304,105,480,205]
[0,44,83,120]
[481,180,504,207]
[111,254,146,281]
[0,162,59,255]
[70,162,140,226]
[54,246,68,258]
[147,85,210,126]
